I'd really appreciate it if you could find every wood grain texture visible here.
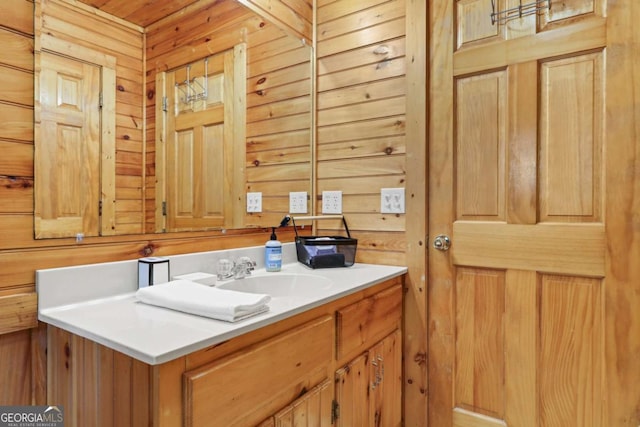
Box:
[539,52,603,223]
[453,16,606,76]
[604,0,640,424]
[271,378,332,427]
[540,275,602,426]
[506,61,537,224]
[504,270,537,426]
[335,284,402,364]
[453,222,605,277]
[184,316,332,427]
[432,2,611,426]
[428,0,456,424]
[455,70,506,221]
[0,293,37,335]
[455,269,505,418]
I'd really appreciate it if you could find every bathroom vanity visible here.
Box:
[37,245,406,426]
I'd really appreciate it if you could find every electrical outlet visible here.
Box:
[381,188,405,214]
[289,191,308,214]
[246,192,262,213]
[322,191,342,214]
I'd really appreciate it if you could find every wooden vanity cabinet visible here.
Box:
[183,315,333,427]
[46,277,403,427]
[334,284,403,427]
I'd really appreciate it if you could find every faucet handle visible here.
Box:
[237,256,256,271]
[216,258,233,279]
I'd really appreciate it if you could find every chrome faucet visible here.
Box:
[232,256,256,279]
[217,257,256,280]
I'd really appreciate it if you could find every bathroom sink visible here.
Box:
[216,273,334,299]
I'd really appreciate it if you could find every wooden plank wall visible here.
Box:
[0,0,301,406]
[0,0,413,413]
[316,0,407,265]
[144,0,312,231]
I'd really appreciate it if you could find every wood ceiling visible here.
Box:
[74,0,313,53]
[75,0,206,27]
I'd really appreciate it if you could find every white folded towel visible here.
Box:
[135,280,271,322]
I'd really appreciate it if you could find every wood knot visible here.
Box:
[257,77,267,85]
[259,21,266,28]
[414,352,427,366]
[140,245,155,257]
[384,147,393,155]
[256,90,264,96]
[253,160,260,166]
[123,135,130,140]
[147,89,155,100]
[117,85,125,92]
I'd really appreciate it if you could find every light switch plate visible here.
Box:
[289,192,308,214]
[246,192,262,212]
[322,191,342,214]
[381,188,405,214]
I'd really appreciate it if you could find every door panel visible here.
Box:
[539,52,603,222]
[456,71,507,221]
[539,275,602,426]
[455,268,505,419]
[429,1,609,426]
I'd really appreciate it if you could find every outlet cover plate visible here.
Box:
[289,191,308,214]
[322,191,342,214]
[381,188,405,214]
[246,192,262,213]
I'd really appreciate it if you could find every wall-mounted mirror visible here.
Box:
[34,0,312,239]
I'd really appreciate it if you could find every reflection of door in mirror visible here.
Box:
[158,44,246,232]
[35,47,116,239]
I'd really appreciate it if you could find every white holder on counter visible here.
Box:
[138,257,170,288]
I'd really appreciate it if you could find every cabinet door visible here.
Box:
[335,330,402,427]
[184,315,333,427]
[271,378,332,427]
[335,351,369,426]
[369,330,402,427]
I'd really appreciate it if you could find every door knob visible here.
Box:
[433,234,451,251]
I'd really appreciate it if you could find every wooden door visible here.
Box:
[427,0,640,425]
[165,53,228,231]
[36,52,101,238]
[162,44,248,232]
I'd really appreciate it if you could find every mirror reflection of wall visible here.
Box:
[34,0,312,239]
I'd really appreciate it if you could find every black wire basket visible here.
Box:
[291,215,357,268]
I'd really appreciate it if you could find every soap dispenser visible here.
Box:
[265,227,282,272]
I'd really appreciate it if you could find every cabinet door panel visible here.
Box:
[336,284,402,361]
[336,330,402,427]
[370,330,402,427]
[335,352,369,427]
[184,315,332,427]
[272,378,332,427]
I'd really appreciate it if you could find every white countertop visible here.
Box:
[38,248,406,365]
